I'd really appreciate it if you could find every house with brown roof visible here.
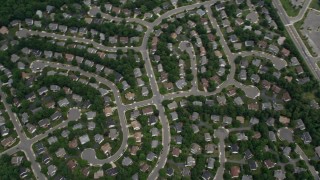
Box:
[281,48,290,57]
[125,92,135,100]
[112,7,121,15]
[171,33,177,39]
[271,84,281,94]
[248,102,259,111]
[207,34,215,41]
[1,136,16,147]
[134,132,143,143]
[68,139,78,148]
[172,147,181,157]
[282,92,291,102]
[130,146,139,155]
[200,46,206,56]
[140,163,150,172]
[160,72,168,82]
[230,166,240,178]
[295,66,304,75]
[264,160,276,169]
[142,107,153,115]
[104,107,113,117]
[67,159,77,171]
[261,80,271,90]
[258,40,268,49]
[0,26,9,34]
[131,121,141,131]
[119,37,129,44]
[82,167,90,177]
[279,116,290,125]
[163,82,173,90]
[152,37,159,46]
[101,143,112,155]
[65,54,74,61]
[201,78,209,90]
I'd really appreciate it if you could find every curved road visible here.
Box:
[30,60,130,165]
[8,0,313,179]
[16,29,139,52]
[236,51,287,70]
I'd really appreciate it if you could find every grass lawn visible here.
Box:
[303,92,316,101]
[310,0,320,10]
[280,0,300,17]
[225,152,243,161]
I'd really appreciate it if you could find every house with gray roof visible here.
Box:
[170,111,178,121]
[269,131,277,142]
[79,134,90,145]
[88,121,96,131]
[109,129,119,140]
[48,23,58,31]
[122,157,133,166]
[142,86,149,96]
[86,111,96,120]
[223,116,232,125]
[274,170,286,180]
[249,117,259,125]
[217,95,226,105]
[186,156,196,167]
[239,69,247,81]
[94,134,104,144]
[295,119,305,130]
[301,132,312,144]
[191,143,201,154]
[250,74,260,83]
[192,124,199,134]
[151,140,159,149]
[207,157,215,169]
[234,97,244,106]
[38,118,50,128]
[47,136,58,145]
[175,79,187,89]
[122,81,130,91]
[58,98,69,107]
[55,148,66,158]
[147,152,157,161]
[47,164,57,177]
[268,44,279,54]
[50,111,62,121]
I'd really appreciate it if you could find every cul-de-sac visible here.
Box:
[0,0,320,179]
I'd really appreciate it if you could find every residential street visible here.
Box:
[30,60,130,165]
[214,128,228,180]
[2,0,320,179]
[0,85,45,180]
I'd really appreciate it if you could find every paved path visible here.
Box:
[295,144,320,179]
